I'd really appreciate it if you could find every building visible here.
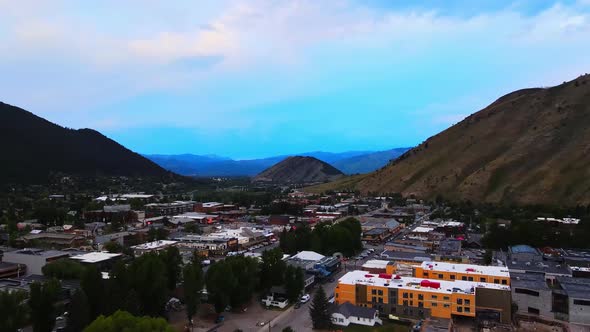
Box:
[194,202,225,213]
[145,201,195,217]
[414,261,511,285]
[361,260,394,274]
[335,270,512,324]
[3,249,70,275]
[15,232,87,249]
[511,272,552,317]
[384,242,429,254]
[70,252,123,271]
[554,277,590,325]
[130,240,178,256]
[169,212,218,225]
[0,262,26,278]
[287,251,341,277]
[362,228,391,243]
[331,301,383,327]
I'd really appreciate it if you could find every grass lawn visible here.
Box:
[341,321,410,332]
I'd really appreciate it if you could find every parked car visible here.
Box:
[300,294,311,303]
[215,315,225,324]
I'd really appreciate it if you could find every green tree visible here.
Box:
[284,266,305,303]
[483,250,493,265]
[103,241,124,253]
[260,248,286,291]
[205,256,259,312]
[29,279,61,332]
[81,266,104,320]
[161,246,183,291]
[205,260,233,313]
[282,327,295,332]
[83,310,174,332]
[42,258,85,279]
[309,286,331,330]
[66,289,90,332]
[129,253,169,316]
[0,290,29,332]
[183,262,204,327]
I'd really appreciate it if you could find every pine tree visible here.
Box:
[309,286,331,329]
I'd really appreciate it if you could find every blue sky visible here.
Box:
[1,0,590,159]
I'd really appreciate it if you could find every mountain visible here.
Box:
[146,150,373,177]
[332,148,411,174]
[0,102,173,183]
[313,74,590,206]
[253,156,345,183]
[146,149,407,176]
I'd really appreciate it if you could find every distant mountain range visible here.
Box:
[253,156,344,184]
[0,102,174,183]
[146,148,410,177]
[311,74,590,206]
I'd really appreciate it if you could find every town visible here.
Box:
[1,179,589,332]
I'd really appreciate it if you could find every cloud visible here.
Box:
[0,0,589,149]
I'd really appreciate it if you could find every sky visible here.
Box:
[1,0,590,159]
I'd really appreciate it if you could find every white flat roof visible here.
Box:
[362,260,391,269]
[71,252,122,263]
[412,226,434,233]
[420,261,510,278]
[291,251,325,262]
[131,240,177,250]
[202,202,223,208]
[338,270,510,294]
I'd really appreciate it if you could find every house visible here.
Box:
[15,232,87,249]
[261,286,289,309]
[131,240,178,256]
[331,301,382,327]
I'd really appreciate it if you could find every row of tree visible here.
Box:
[279,218,363,257]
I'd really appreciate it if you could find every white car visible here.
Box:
[300,294,311,303]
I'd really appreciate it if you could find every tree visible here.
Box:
[309,286,331,330]
[161,246,183,291]
[260,248,286,291]
[205,256,259,313]
[83,310,174,332]
[205,261,233,313]
[29,279,61,332]
[282,327,295,332]
[0,290,28,332]
[42,258,85,279]
[128,253,169,316]
[483,250,493,265]
[103,241,124,253]
[284,266,304,303]
[183,262,204,327]
[81,266,104,320]
[66,289,90,332]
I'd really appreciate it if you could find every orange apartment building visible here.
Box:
[414,261,511,286]
[335,268,512,324]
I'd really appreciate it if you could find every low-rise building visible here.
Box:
[331,301,383,327]
[130,240,177,256]
[3,249,70,275]
[414,261,511,285]
[70,252,123,271]
[335,270,512,324]
[511,272,552,317]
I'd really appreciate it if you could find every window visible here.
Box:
[501,279,508,285]
[528,307,540,315]
[423,272,429,277]
[418,302,423,308]
[444,304,450,308]
[372,289,377,295]
[372,297,377,302]
[464,299,471,305]
[450,275,456,280]
[457,299,463,305]
[465,307,470,313]
[494,279,500,284]
[438,274,443,279]
[462,276,467,281]
[403,300,408,306]
[410,293,414,298]
[515,288,540,297]
[480,277,486,282]
[468,277,474,281]
[378,290,383,296]
[378,298,383,303]
[443,296,450,301]
[336,293,339,298]
[410,301,414,306]
[574,299,590,306]
[431,295,438,299]
[403,293,409,299]
[457,307,463,313]
[418,294,424,300]
[432,303,437,307]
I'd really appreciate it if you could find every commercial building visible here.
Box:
[15,232,87,249]
[145,201,196,217]
[70,252,122,271]
[0,262,26,278]
[414,261,511,286]
[3,249,70,275]
[131,240,178,256]
[335,270,512,323]
[511,273,553,317]
[287,251,341,277]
